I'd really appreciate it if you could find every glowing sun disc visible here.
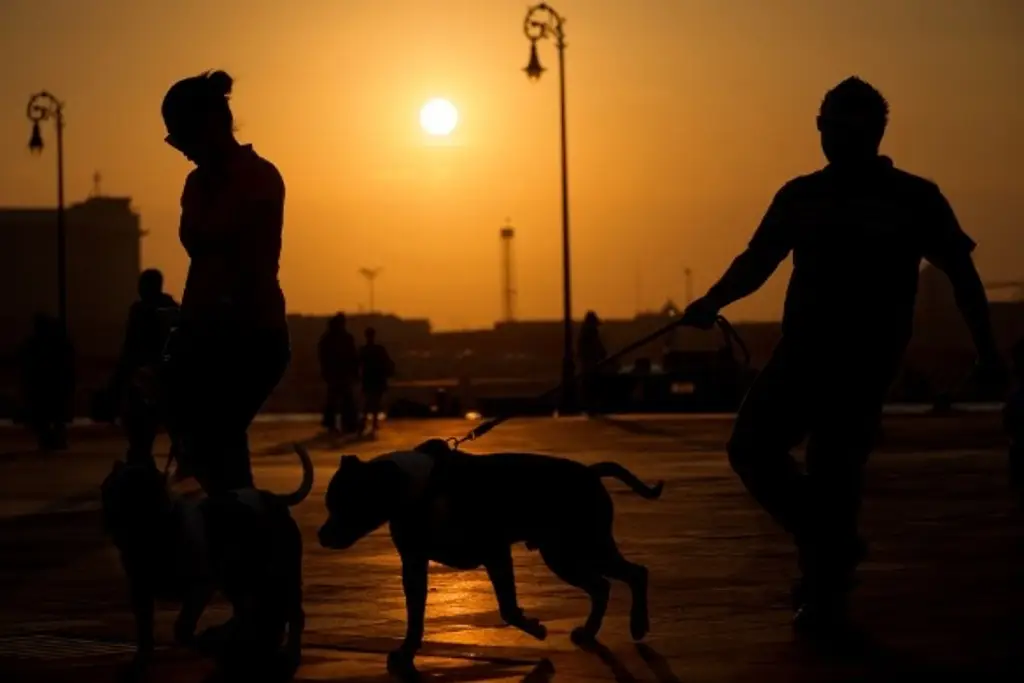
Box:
[420,98,458,136]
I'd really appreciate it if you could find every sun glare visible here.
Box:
[420,98,458,136]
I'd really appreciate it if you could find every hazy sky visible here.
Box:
[1,0,1021,330]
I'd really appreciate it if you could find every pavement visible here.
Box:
[0,413,1022,682]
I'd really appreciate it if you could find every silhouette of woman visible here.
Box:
[161,70,290,494]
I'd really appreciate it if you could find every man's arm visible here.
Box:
[704,243,790,311]
[923,189,1000,363]
[927,249,1000,364]
[683,184,796,325]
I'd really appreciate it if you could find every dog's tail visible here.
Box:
[277,444,315,507]
[589,462,664,500]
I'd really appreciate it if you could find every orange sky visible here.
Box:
[1,0,1021,330]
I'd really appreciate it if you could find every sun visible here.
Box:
[420,98,458,136]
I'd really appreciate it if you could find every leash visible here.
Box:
[446,315,748,450]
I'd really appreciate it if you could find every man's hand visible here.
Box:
[680,297,720,330]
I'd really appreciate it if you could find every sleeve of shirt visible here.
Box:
[921,185,976,265]
[747,181,798,259]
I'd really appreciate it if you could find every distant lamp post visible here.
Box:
[359,267,382,314]
[522,2,577,414]
[26,91,67,330]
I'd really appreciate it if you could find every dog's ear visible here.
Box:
[339,454,361,470]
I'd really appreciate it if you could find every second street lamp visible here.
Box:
[523,2,577,414]
[26,91,68,331]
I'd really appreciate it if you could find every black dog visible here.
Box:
[101,444,313,681]
[318,439,663,676]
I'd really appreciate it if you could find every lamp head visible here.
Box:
[28,122,44,154]
[524,41,545,80]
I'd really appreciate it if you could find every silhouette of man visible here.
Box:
[103,269,181,468]
[319,313,359,434]
[681,77,1005,633]
[358,327,394,436]
[578,311,607,415]
[19,314,75,451]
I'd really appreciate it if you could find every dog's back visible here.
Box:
[422,451,610,546]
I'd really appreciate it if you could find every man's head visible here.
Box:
[328,313,347,333]
[138,269,164,302]
[365,327,377,344]
[817,77,889,165]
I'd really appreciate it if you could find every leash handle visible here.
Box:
[453,315,748,448]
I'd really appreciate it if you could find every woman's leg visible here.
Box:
[211,328,291,492]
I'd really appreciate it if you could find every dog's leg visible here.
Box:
[540,545,610,645]
[283,574,305,675]
[388,553,428,679]
[174,585,213,647]
[597,546,650,641]
[118,576,155,682]
[484,548,547,640]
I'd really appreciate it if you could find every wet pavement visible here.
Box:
[0,414,1022,682]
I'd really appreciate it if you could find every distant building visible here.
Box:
[0,196,142,356]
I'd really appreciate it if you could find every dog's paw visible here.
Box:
[626,602,651,643]
[518,618,547,641]
[629,611,650,642]
[387,649,420,682]
[570,627,598,648]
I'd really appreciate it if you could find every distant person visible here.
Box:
[319,313,360,434]
[97,269,181,469]
[578,311,608,415]
[1004,339,1024,498]
[681,77,1005,634]
[160,70,290,494]
[358,327,394,436]
[19,314,75,451]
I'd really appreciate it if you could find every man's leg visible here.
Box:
[794,370,889,631]
[322,384,337,432]
[341,383,358,434]
[726,344,812,538]
[369,391,382,433]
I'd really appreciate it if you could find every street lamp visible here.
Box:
[523,2,577,414]
[359,267,382,314]
[26,92,67,330]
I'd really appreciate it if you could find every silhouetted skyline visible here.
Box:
[1,0,1021,329]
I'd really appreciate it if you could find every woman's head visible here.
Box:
[161,70,235,165]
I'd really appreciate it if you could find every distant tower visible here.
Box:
[358,267,382,313]
[499,221,516,322]
[90,171,103,198]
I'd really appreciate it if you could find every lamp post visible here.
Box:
[523,2,577,414]
[359,267,382,314]
[27,92,67,330]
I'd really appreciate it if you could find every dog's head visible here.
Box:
[100,460,173,550]
[318,454,408,550]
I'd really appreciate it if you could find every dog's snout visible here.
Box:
[318,521,338,548]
